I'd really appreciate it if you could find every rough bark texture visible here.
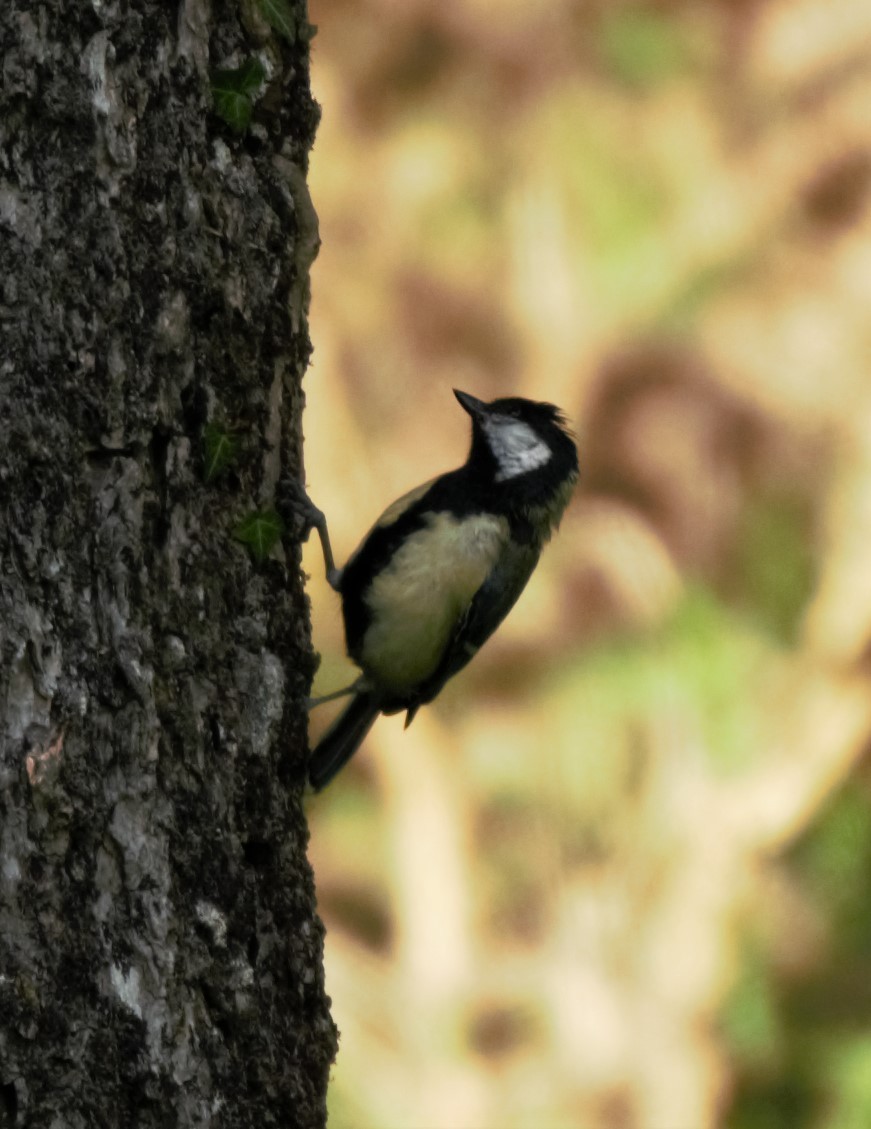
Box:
[0,1,335,1125]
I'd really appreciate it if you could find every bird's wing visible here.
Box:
[405,540,540,722]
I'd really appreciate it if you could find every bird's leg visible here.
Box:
[307,681,360,709]
[280,477,342,591]
[304,497,343,591]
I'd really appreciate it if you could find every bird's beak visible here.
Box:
[454,389,488,418]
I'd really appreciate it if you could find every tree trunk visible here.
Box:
[0,2,335,1125]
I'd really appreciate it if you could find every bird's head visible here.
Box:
[454,388,577,486]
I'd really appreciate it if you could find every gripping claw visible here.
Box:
[281,478,342,591]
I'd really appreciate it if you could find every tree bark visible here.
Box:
[0,2,335,1125]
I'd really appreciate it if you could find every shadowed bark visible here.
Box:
[0,1,336,1125]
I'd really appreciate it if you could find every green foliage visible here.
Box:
[559,112,665,263]
[737,493,817,645]
[663,251,760,330]
[202,423,239,483]
[730,785,871,1129]
[529,94,668,316]
[792,784,871,952]
[818,1037,871,1129]
[550,589,773,785]
[233,509,284,561]
[259,0,296,42]
[722,950,783,1070]
[599,7,693,90]
[211,57,267,133]
[729,1082,808,1129]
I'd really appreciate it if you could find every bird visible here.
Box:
[301,388,579,791]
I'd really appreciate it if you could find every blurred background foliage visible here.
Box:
[301,0,871,1125]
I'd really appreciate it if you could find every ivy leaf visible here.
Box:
[203,423,238,483]
[235,57,268,95]
[211,58,267,133]
[212,86,252,133]
[233,509,284,562]
[259,0,296,42]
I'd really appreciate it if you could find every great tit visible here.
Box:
[303,389,579,791]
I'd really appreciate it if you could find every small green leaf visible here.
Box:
[203,424,238,483]
[259,0,296,42]
[233,509,284,562]
[211,58,266,133]
[235,57,267,95]
[212,86,252,132]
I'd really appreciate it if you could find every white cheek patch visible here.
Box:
[483,417,552,481]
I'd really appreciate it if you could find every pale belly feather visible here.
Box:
[360,511,509,693]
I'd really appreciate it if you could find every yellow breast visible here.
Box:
[359,511,509,693]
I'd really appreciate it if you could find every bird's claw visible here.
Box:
[278,476,341,589]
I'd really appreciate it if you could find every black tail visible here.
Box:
[308,690,380,792]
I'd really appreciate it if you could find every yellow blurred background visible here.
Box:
[301,1,871,1126]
